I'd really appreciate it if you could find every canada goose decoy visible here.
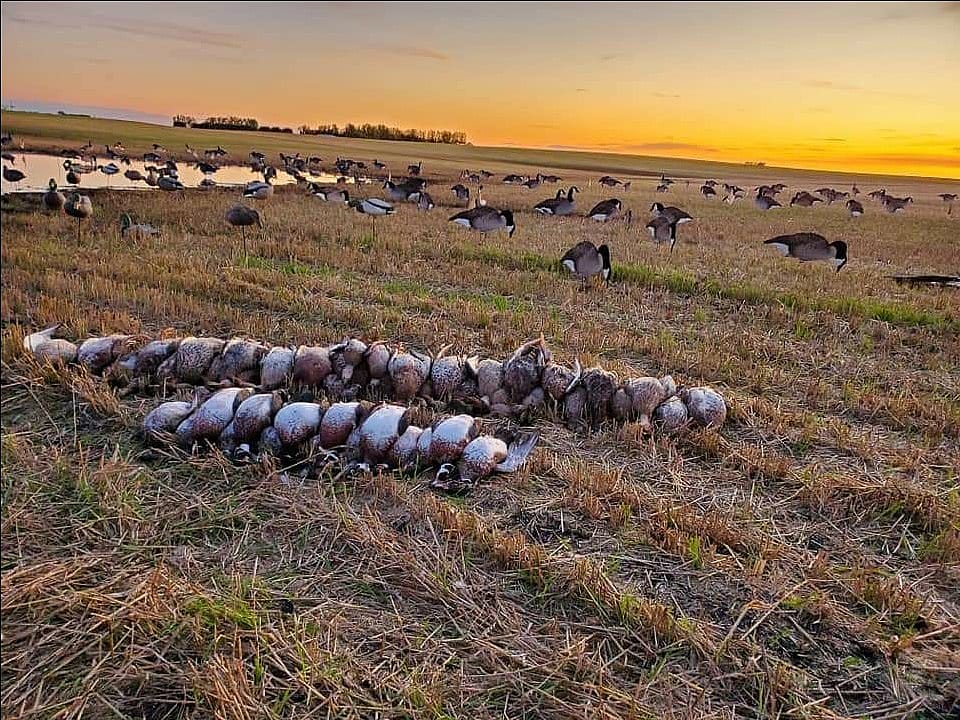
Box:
[225,205,262,254]
[1,152,15,163]
[243,176,274,200]
[451,183,470,205]
[120,213,160,240]
[598,175,624,187]
[561,241,611,287]
[350,198,395,241]
[144,167,158,187]
[3,165,25,187]
[649,202,692,225]
[585,198,622,222]
[382,179,419,203]
[98,163,120,183]
[790,191,822,207]
[764,232,847,272]
[881,195,913,213]
[66,169,81,185]
[42,179,65,212]
[868,188,886,200]
[846,199,864,217]
[940,193,957,215]
[503,174,526,185]
[124,169,145,182]
[413,191,435,211]
[311,185,349,203]
[373,159,387,170]
[645,216,680,253]
[64,193,93,244]
[535,186,579,216]
[700,184,716,198]
[449,206,516,237]
[889,274,960,288]
[522,173,544,189]
[157,175,185,191]
[754,192,781,210]
[407,161,423,176]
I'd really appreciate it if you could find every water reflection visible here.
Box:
[1,153,358,193]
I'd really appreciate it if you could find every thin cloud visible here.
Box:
[599,53,623,62]
[652,91,680,99]
[375,44,450,61]
[819,138,846,143]
[619,141,720,154]
[575,88,588,93]
[2,7,244,48]
[852,153,960,168]
[802,79,919,100]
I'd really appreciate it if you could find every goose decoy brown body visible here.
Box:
[585,198,622,222]
[535,186,578,216]
[42,179,65,212]
[561,241,611,286]
[64,193,93,244]
[700,184,716,198]
[846,199,864,217]
[449,206,516,237]
[351,198,395,241]
[764,232,847,272]
[225,205,262,253]
[598,175,624,187]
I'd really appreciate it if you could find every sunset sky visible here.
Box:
[2,1,958,178]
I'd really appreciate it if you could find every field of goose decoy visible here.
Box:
[2,115,959,720]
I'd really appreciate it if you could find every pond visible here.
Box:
[1,153,359,193]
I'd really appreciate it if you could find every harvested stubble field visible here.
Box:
[2,115,960,720]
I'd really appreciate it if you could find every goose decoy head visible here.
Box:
[830,241,848,273]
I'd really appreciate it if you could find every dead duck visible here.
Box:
[585,198,622,222]
[764,232,848,272]
[449,206,516,237]
[561,241,611,286]
[388,345,432,400]
[502,336,550,404]
[535,186,579,216]
[432,431,539,491]
[22,324,78,365]
[64,193,93,244]
[680,387,727,428]
[42,179,65,212]
[652,395,688,433]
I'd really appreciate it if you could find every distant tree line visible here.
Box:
[298,122,467,144]
[171,115,466,144]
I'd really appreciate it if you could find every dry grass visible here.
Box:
[2,121,959,718]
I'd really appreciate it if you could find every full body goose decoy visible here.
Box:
[846,199,864,217]
[124,169,145,182]
[350,198,395,241]
[535,186,579,216]
[764,232,847,272]
[3,165,25,187]
[412,191,435,211]
[311,185,349,203]
[121,213,160,240]
[225,205,262,254]
[244,175,274,200]
[598,175,626,188]
[158,175,185,191]
[64,193,93,244]
[407,161,422,176]
[649,202,692,225]
[754,192,781,211]
[42,179,65,212]
[451,183,470,205]
[561,241,611,287]
[940,193,957,215]
[790,191,822,207]
[449,206,516,237]
[881,195,913,213]
[585,198,622,222]
[645,216,681,253]
[889,274,960,288]
[700,184,716,198]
